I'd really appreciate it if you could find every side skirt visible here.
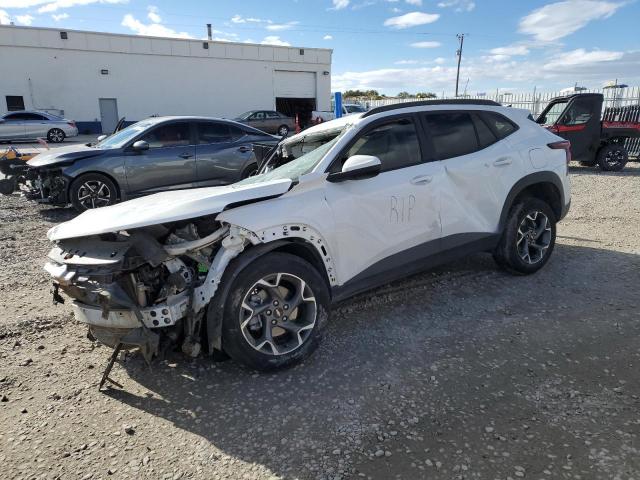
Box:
[331,233,500,303]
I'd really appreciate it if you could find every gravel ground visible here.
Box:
[1,164,639,480]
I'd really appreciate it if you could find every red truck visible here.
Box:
[536,93,640,171]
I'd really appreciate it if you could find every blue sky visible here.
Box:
[1,0,638,95]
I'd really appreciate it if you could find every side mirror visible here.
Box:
[132,140,149,152]
[537,115,547,125]
[96,134,107,142]
[327,155,381,183]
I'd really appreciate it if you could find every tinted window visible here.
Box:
[250,112,265,120]
[472,113,498,148]
[423,112,478,160]
[197,122,231,144]
[561,98,593,125]
[266,111,280,119]
[3,113,22,121]
[22,113,47,121]
[142,123,191,148]
[229,125,246,140]
[482,112,518,139]
[346,118,421,172]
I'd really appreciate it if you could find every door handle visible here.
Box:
[411,175,433,185]
[238,146,252,153]
[178,152,193,159]
[493,157,512,166]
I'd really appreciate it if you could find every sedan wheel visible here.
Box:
[47,128,66,143]
[76,180,113,210]
[277,125,290,137]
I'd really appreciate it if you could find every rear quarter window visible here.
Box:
[480,111,518,139]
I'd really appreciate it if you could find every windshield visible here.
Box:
[235,111,254,121]
[236,128,346,186]
[345,105,366,113]
[538,100,567,125]
[97,121,154,149]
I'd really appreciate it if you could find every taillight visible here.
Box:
[68,121,76,128]
[548,140,572,166]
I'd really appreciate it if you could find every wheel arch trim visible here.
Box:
[498,171,566,230]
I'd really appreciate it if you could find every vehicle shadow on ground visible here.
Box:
[104,243,640,480]
[569,164,640,176]
[37,206,77,223]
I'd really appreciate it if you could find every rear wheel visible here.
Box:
[47,128,65,143]
[69,173,118,212]
[221,252,329,371]
[597,143,628,172]
[493,197,556,275]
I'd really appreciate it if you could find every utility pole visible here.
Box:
[455,33,465,97]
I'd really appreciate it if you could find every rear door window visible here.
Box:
[197,122,232,144]
[422,112,479,160]
[471,113,498,148]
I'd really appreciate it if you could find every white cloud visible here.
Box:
[395,59,420,64]
[543,48,623,69]
[405,0,422,5]
[330,0,350,9]
[323,34,333,40]
[384,11,439,29]
[437,0,475,12]
[266,21,299,31]
[410,40,441,48]
[36,0,127,14]
[0,0,45,6]
[121,13,193,38]
[489,45,530,56]
[16,14,34,25]
[519,1,622,42]
[261,35,290,46]
[147,5,160,23]
[231,14,267,24]
[52,12,68,20]
[0,9,10,24]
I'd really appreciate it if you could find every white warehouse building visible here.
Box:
[0,25,332,134]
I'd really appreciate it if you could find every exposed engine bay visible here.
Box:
[46,215,249,365]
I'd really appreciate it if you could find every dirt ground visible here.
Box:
[1,164,639,480]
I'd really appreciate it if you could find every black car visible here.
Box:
[3,116,277,211]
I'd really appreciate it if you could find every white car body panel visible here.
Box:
[47,179,292,241]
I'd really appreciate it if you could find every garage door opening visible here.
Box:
[276,97,316,129]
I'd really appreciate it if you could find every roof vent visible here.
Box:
[60,31,68,40]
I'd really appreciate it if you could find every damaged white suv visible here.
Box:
[45,100,571,371]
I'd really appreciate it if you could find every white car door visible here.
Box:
[323,116,444,284]
[422,110,522,238]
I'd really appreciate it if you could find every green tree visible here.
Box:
[397,91,412,99]
[416,92,437,99]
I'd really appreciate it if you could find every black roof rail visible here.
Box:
[362,99,501,118]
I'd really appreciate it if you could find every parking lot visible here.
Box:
[0,162,638,480]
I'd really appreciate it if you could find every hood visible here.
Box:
[27,144,104,168]
[47,179,292,241]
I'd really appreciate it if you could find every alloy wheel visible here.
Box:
[604,148,625,168]
[239,272,317,356]
[49,129,64,143]
[516,211,552,264]
[77,180,113,209]
[278,126,289,137]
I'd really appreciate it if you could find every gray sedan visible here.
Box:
[235,110,295,137]
[0,110,78,143]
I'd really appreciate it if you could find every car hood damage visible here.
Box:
[27,144,104,168]
[47,178,293,241]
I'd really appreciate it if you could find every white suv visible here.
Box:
[45,100,571,371]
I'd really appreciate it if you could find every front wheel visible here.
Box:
[493,198,556,275]
[47,128,66,143]
[277,124,290,137]
[220,252,330,371]
[597,143,628,172]
[69,173,118,212]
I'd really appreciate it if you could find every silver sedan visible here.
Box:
[0,110,79,143]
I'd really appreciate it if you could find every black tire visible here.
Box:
[597,143,628,172]
[493,197,556,275]
[220,252,330,371]
[47,128,66,143]
[69,173,118,212]
[240,163,258,179]
[277,125,290,137]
